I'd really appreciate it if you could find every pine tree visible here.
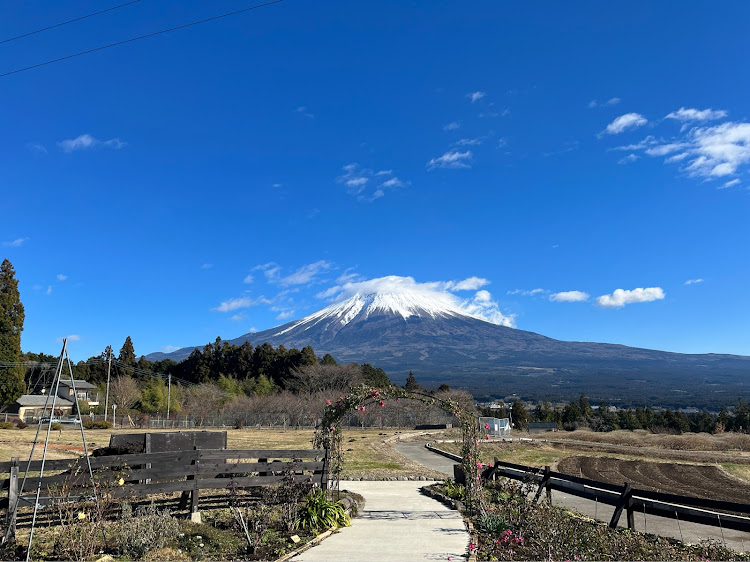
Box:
[0,259,26,404]
[404,370,419,391]
[118,336,137,366]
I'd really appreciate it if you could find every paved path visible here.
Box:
[293,481,468,562]
[397,441,750,552]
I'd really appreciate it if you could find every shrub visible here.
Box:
[298,489,351,532]
[478,512,509,535]
[15,419,27,429]
[83,420,112,429]
[110,502,181,559]
[0,422,14,430]
[50,422,63,431]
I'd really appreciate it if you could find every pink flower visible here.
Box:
[326,399,331,405]
[477,461,483,469]
[469,543,476,551]
[486,434,491,439]
[380,400,385,407]
[330,425,336,431]
[484,423,490,430]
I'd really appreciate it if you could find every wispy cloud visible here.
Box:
[443,121,461,131]
[56,274,67,281]
[617,118,750,182]
[684,278,704,285]
[603,113,648,135]
[295,106,314,119]
[26,143,47,154]
[618,154,639,165]
[665,107,727,123]
[336,163,408,202]
[55,334,81,342]
[720,179,741,189]
[549,290,590,303]
[2,237,28,248]
[213,297,254,312]
[589,97,621,108]
[230,313,245,321]
[201,263,213,270]
[243,274,254,284]
[278,260,332,286]
[161,345,180,352]
[507,288,548,297]
[595,287,665,308]
[466,91,486,103]
[427,150,473,170]
[58,134,125,152]
[254,262,282,283]
[46,286,52,295]
[453,137,483,147]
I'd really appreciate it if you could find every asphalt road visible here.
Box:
[396,441,750,552]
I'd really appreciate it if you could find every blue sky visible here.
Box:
[2,1,749,361]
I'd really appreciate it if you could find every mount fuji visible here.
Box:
[148,290,750,407]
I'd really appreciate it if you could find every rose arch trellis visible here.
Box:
[313,384,487,515]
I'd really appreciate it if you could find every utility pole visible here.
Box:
[104,346,112,421]
[166,374,171,421]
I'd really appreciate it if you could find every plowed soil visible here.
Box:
[557,455,750,504]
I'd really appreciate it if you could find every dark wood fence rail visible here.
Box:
[484,458,750,533]
[1,448,329,539]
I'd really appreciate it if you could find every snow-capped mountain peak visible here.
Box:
[274,290,475,336]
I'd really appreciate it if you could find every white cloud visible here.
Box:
[720,179,741,189]
[243,274,254,284]
[453,138,483,146]
[603,113,648,135]
[549,290,590,303]
[607,97,621,105]
[295,106,314,119]
[55,334,81,342]
[230,313,245,321]
[2,237,28,248]
[279,260,332,286]
[507,288,547,297]
[161,345,180,352]
[427,150,473,170]
[58,134,125,152]
[467,91,486,103]
[588,100,598,108]
[56,274,67,281]
[254,262,281,282]
[665,107,727,122]
[684,278,704,285]
[317,274,515,327]
[618,154,639,165]
[336,163,406,201]
[447,277,490,291]
[595,287,665,308]
[201,263,213,270]
[27,143,47,154]
[213,297,254,312]
[443,121,461,131]
[46,285,52,295]
[589,98,621,108]
[275,309,295,320]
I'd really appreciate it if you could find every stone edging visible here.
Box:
[425,441,462,462]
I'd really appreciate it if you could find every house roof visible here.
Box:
[16,395,74,407]
[58,379,97,390]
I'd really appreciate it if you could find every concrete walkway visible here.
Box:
[293,481,468,562]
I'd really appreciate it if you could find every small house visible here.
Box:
[56,380,99,407]
[15,395,74,423]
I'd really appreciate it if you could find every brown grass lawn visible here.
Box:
[0,426,448,479]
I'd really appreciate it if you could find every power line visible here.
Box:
[0,0,286,79]
[0,0,143,46]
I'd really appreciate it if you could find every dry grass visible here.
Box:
[543,429,750,452]
[0,426,449,479]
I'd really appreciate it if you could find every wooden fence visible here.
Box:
[1,448,328,539]
[426,443,750,533]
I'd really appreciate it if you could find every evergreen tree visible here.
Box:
[0,259,26,403]
[118,336,137,366]
[320,353,337,366]
[404,370,419,391]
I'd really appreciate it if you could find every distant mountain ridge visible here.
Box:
[147,291,750,407]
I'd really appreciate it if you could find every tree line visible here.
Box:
[483,394,750,434]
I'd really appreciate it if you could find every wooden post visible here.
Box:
[4,457,19,542]
[534,466,552,502]
[610,482,633,528]
[144,433,152,485]
[321,449,329,490]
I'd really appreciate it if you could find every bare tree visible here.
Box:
[109,375,141,410]
[287,363,364,394]
[185,383,225,426]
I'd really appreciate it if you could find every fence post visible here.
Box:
[4,457,19,542]
[610,482,633,528]
[321,448,329,490]
[533,466,552,502]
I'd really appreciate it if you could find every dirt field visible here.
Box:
[557,455,750,503]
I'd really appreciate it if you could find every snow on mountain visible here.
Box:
[274,291,478,336]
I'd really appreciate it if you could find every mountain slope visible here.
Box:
[147,291,750,406]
